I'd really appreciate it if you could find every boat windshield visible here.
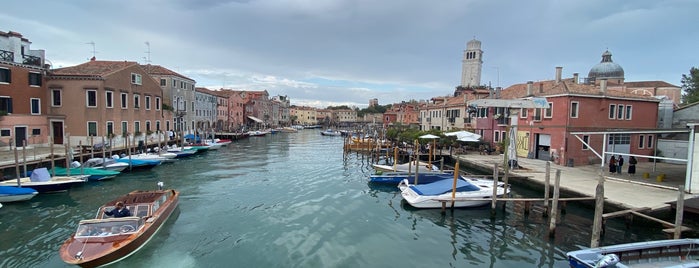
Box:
[75,217,142,237]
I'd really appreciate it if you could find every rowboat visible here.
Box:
[566,238,699,268]
[398,177,508,208]
[59,184,180,267]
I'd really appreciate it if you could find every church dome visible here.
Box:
[466,38,481,50]
[588,50,624,80]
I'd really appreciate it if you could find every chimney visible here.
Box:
[526,81,533,96]
[600,79,608,94]
[489,87,494,98]
[495,87,501,98]
[555,66,562,84]
[572,73,579,84]
[539,82,544,93]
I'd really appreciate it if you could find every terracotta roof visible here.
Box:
[51,60,138,77]
[624,81,679,88]
[500,79,658,101]
[195,87,226,97]
[140,64,194,81]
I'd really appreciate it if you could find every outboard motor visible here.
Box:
[594,254,619,268]
[70,161,81,168]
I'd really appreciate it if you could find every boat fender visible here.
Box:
[593,254,619,268]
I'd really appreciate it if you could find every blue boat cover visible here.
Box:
[0,186,38,195]
[409,179,480,196]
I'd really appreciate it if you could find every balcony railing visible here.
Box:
[175,111,187,117]
[0,50,13,62]
[22,55,41,66]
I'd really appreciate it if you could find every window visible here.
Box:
[87,121,98,136]
[106,91,113,108]
[494,131,500,142]
[28,72,41,86]
[156,120,161,131]
[145,96,151,110]
[121,93,128,109]
[0,97,13,113]
[520,108,528,118]
[544,102,553,118]
[647,135,654,148]
[477,108,487,118]
[134,94,140,108]
[191,101,195,112]
[617,104,624,119]
[121,121,128,135]
[582,135,590,150]
[134,121,140,134]
[32,129,40,135]
[131,73,142,85]
[180,81,184,89]
[534,108,542,121]
[625,105,632,120]
[30,98,40,115]
[166,121,170,131]
[155,97,161,110]
[51,89,62,107]
[160,78,166,86]
[0,129,10,136]
[0,68,10,83]
[172,79,176,87]
[570,101,579,118]
[609,104,616,119]
[86,90,97,107]
[146,121,151,132]
[106,121,114,137]
[639,135,645,149]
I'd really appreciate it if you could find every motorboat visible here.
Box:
[369,171,456,185]
[566,238,699,268]
[51,167,120,181]
[0,186,38,202]
[372,160,440,173]
[0,168,88,193]
[247,130,268,137]
[398,177,508,209]
[129,152,178,163]
[166,146,197,158]
[280,127,298,133]
[113,157,161,170]
[83,158,130,172]
[59,183,180,267]
[320,129,341,136]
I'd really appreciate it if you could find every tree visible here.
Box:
[681,67,699,105]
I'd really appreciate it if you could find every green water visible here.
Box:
[0,130,670,267]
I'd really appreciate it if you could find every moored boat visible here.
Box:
[0,168,87,193]
[372,161,440,173]
[114,157,162,170]
[0,186,38,202]
[82,158,130,172]
[320,129,341,136]
[566,238,699,268]
[59,184,180,267]
[51,167,120,181]
[369,171,455,185]
[398,177,508,208]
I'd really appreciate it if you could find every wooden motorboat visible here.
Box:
[59,185,179,267]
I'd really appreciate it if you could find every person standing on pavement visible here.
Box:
[616,155,624,174]
[609,155,617,173]
[628,156,637,176]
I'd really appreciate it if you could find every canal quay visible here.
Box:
[0,130,694,268]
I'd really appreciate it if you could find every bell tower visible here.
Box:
[461,38,483,88]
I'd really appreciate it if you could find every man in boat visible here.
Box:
[104,201,132,218]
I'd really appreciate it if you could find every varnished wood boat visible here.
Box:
[59,186,179,267]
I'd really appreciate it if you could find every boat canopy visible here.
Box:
[247,116,263,123]
[409,179,480,195]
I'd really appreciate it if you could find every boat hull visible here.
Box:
[0,186,38,202]
[566,238,699,268]
[60,189,180,267]
[399,178,507,209]
[0,177,87,193]
[369,172,455,184]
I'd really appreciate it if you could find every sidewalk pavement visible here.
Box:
[453,153,695,211]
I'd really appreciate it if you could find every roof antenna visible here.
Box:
[86,41,97,60]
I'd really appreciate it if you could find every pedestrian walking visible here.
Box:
[609,155,617,173]
[617,155,624,174]
[628,156,637,176]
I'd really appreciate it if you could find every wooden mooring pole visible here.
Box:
[491,162,498,218]
[547,169,561,237]
[543,161,551,217]
[674,185,685,239]
[590,172,605,248]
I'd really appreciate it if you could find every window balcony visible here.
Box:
[0,50,13,62]
[22,55,42,67]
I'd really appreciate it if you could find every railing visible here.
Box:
[175,111,187,117]
[0,50,13,62]
[22,55,41,66]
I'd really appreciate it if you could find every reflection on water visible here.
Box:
[0,130,676,267]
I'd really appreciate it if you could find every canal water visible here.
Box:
[0,130,672,267]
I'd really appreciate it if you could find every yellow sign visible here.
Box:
[516,131,530,157]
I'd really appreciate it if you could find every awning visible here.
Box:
[247,116,263,123]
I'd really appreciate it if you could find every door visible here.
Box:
[14,126,26,147]
[52,121,64,144]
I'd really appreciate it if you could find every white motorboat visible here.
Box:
[566,238,699,268]
[372,160,440,173]
[83,158,130,172]
[320,129,341,136]
[0,168,88,193]
[398,177,508,208]
[0,186,38,202]
[129,152,178,163]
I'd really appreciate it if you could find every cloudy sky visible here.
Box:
[2,0,697,108]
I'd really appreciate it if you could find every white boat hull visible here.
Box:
[373,161,439,173]
[399,178,508,209]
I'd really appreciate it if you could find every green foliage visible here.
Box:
[357,104,391,117]
[326,105,351,110]
[681,67,699,105]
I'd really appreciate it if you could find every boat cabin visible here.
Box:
[74,217,142,241]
